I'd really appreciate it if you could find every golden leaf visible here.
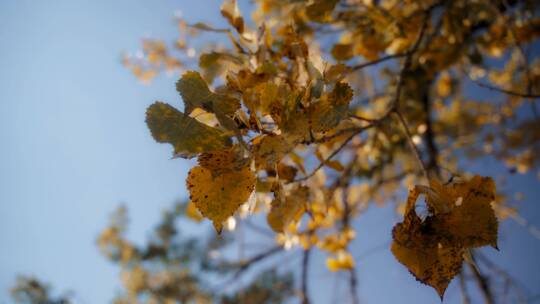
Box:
[391,189,463,298]
[252,134,293,169]
[309,82,353,133]
[392,176,499,298]
[431,176,499,249]
[197,146,249,175]
[145,102,231,158]
[331,43,354,61]
[326,251,355,272]
[187,164,255,233]
[267,186,309,233]
[199,52,242,83]
[271,89,311,140]
[306,0,339,23]
[277,163,298,182]
[221,0,244,33]
[185,201,203,222]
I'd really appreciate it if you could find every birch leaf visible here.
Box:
[145,102,231,158]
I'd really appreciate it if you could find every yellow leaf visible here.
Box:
[221,0,244,33]
[392,188,463,298]
[197,146,249,175]
[309,82,353,133]
[432,176,499,249]
[267,186,309,233]
[306,0,339,23]
[391,176,499,298]
[185,201,203,222]
[145,102,232,158]
[331,43,354,61]
[252,134,293,169]
[326,251,355,272]
[277,163,298,182]
[187,164,255,233]
[392,220,464,298]
[199,52,242,84]
[271,88,311,140]
[324,64,349,84]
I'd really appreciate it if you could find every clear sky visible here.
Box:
[0,1,539,303]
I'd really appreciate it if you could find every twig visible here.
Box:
[459,271,471,304]
[354,241,391,261]
[389,2,433,112]
[420,78,441,177]
[350,53,407,71]
[469,254,495,304]
[301,249,311,304]
[349,268,359,304]
[474,81,540,99]
[394,111,429,181]
[295,132,358,182]
[214,246,283,290]
[349,114,374,123]
[312,124,374,144]
[243,219,274,238]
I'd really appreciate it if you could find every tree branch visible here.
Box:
[469,254,495,304]
[301,249,311,304]
[349,268,359,304]
[350,53,407,71]
[394,111,429,181]
[474,81,540,99]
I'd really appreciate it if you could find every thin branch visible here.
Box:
[475,251,531,297]
[348,268,359,304]
[242,219,274,238]
[214,246,283,290]
[312,124,374,144]
[474,81,540,99]
[469,254,495,304]
[301,249,311,304]
[389,2,433,112]
[349,113,374,123]
[459,272,471,304]
[350,53,407,71]
[354,241,391,261]
[394,111,429,181]
[420,77,441,177]
[294,125,373,182]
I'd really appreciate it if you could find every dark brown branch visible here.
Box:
[312,124,374,144]
[459,272,471,304]
[301,249,311,304]
[389,2,433,112]
[242,219,274,238]
[295,127,371,182]
[469,254,495,304]
[420,78,441,177]
[349,268,359,304]
[350,53,407,71]
[213,246,283,291]
[474,81,540,99]
[394,111,429,181]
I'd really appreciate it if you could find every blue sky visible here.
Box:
[0,1,539,303]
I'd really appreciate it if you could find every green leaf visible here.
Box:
[176,71,214,114]
[177,70,240,117]
[145,102,232,158]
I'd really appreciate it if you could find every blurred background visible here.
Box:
[1,0,539,303]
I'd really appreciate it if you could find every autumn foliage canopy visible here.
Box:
[12,0,540,303]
